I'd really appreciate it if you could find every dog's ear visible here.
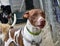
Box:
[23,11,29,19]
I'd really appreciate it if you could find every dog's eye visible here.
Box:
[31,16,35,19]
[33,13,37,16]
[34,15,37,16]
[33,15,37,17]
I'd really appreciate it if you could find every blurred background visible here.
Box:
[0,0,60,46]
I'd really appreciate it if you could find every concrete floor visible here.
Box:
[14,22,55,46]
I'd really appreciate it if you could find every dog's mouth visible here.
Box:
[37,24,45,29]
[37,21,46,29]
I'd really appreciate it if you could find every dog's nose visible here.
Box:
[40,19,45,23]
[40,18,46,25]
[41,19,45,24]
[37,19,46,28]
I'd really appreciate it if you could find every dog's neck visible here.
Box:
[25,20,41,34]
[23,20,42,46]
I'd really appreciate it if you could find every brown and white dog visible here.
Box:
[4,9,46,46]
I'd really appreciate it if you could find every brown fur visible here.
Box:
[9,41,15,46]
[23,9,46,27]
[10,28,24,46]
[0,23,10,34]
[17,30,24,46]
[0,23,10,41]
[10,29,16,39]
[4,9,46,46]
[4,27,24,46]
[4,31,9,41]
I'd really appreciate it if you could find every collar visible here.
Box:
[26,27,42,36]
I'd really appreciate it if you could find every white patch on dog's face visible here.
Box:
[35,16,46,29]
[35,16,44,25]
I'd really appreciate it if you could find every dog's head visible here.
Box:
[23,9,46,29]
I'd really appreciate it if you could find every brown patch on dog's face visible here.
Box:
[23,9,46,29]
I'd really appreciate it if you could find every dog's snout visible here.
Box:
[40,19,45,23]
[37,17,45,25]
[40,19,45,25]
[38,17,45,22]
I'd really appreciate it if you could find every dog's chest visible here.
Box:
[24,27,42,43]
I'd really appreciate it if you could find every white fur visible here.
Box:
[5,37,15,46]
[11,14,17,27]
[0,34,5,41]
[4,29,21,46]
[35,16,45,25]
[5,30,16,46]
[23,20,42,46]
[14,30,20,38]
[4,19,42,46]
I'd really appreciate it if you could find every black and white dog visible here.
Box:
[0,0,12,23]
